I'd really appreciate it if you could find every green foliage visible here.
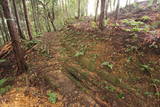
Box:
[25,40,41,49]
[152,79,160,84]
[101,61,113,69]
[140,64,153,72]
[155,92,160,96]
[74,45,87,57]
[127,56,132,63]
[122,19,144,27]
[47,92,57,104]
[111,23,120,27]
[105,86,116,92]
[39,48,51,58]
[125,45,138,52]
[144,91,153,96]
[117,93,125,99]
[0,79,8,87]
[0,59,6,63]
[0,86,11,95]
[0,78,11,95]
[152,21,160,29]
[74,51,85,57]
[91,21,98,29]
[141,16,151,22]
[122,19,150,32]
[104,19,110,26]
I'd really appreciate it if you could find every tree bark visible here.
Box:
[30,0,38,34]
[12,0,25,39]
[94,0,99,21]
[115,0,120,20]
[0,24,6,44]
[35,0,42,32]
[0,7,10,41]
[2,0,27,74]
[22,0,33,40]
[99,0,106,30]
[77,0,81,19]
[105,0,109,19]
[153,0,158,4]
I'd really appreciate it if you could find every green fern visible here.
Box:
[47,92,57,104]
[101,61,113,69]
[0,78,11,95]
[0,59,6,63]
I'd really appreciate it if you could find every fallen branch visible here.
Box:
[0,42,13,58]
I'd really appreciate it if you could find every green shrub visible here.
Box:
[121,19,144,27]
[47,92,57,104]
[122,19,150,32]
[141,16,151,22]
[25,40,41,49]
[91,21,98,29]
[0,59,6,63]
[101,61,113,69]
[0,78,11,95]
[152,21,160,29]
[105,86,116,92]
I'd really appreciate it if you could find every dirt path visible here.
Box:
[28,32,107,106]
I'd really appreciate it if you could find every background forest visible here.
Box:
[1,0,158,45]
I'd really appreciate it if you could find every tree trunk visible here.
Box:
[115,0,120,20]
[153,0,158,4]
[30,0,38,34]
[99,0,106,30]
[12,0,25,39]
[77,0,81,19]
[0,8,10,41]
[2,0,27,74]
[0,24,6,44]
[22,0,33,40]
[105,0,109,19]
[94,0,99,21]
[35,0,42,32]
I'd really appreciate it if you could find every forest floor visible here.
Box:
[0,3,160,107]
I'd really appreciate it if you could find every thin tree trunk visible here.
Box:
[77,0,81,19]
[153,0,158,4]
[99,0,106,29]
[105,0,109,19]
[12,0,25,39]
[22,0,33,40]
[2,0,27,74]
[35,0,42,32]
[0,24,6,44]
[31,0,38,34]
[0,8,10,41]
[50,4,56,31]
[115,0,120,20]
[95,0,99,21]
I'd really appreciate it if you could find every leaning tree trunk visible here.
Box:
[22,0,33,40]
[12,0,25,39]
[2,0,27,74]
[99,0,106,30]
